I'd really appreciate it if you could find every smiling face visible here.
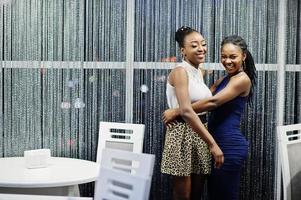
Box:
[221,43,246,75]
[181,32,207,67]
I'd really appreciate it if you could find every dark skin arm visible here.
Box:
[162,72,251,124]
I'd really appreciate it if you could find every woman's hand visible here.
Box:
[209,143,224,169]
[162,108,179,125]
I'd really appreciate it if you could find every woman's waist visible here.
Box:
[174,113,208,124]
[208,120,241,130]
[212,133,248,145]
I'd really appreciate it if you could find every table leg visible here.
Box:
[0,185,80,196]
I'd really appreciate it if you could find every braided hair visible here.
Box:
[221,35,257,103]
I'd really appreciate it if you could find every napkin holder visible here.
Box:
[24,149,51,169]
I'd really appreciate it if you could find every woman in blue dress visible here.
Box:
[163,35,257,199]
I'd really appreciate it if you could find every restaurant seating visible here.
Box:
[277,123,301,200]
[94,149,155,200]
[94,167,151,200]
[96,122,145,163]
[98,148,155,177]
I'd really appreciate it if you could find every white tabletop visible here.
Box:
[0,193,93,200]
[0,157,99,188]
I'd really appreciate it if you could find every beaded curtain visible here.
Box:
[0,0,300,199]
[285,0,301,126]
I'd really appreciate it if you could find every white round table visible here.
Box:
[0,157,99,196]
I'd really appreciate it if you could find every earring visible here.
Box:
[242,60,246,69]
[182,54,186,60]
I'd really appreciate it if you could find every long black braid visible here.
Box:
[221,35,257,103]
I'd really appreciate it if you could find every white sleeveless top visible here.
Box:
[166,60,212,110]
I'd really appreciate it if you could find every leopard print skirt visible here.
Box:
[161,121,211,176]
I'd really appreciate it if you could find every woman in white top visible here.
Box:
[161,26,224,200]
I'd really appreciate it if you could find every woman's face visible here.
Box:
[181,32,207,67]
[221,43,246,75]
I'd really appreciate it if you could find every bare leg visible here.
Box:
[173,176,191,200]
[191,173,207,200]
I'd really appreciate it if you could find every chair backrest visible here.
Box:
[96,122,145,163]
[0,194,92,200]
[277,123,301,200]
[100,148,155,177]
[94,167,151,200]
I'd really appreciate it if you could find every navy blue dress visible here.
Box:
[208,75,249,200]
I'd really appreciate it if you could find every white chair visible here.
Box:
[95,168,151,200]
[100,148,155,177]
[94,149,155,200]
[277,123,301,200]
[0,193,92,200]
[96,122,145,163]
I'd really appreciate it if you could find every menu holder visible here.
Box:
[24,149,51,169]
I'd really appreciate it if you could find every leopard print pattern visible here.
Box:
[161,121,211,176]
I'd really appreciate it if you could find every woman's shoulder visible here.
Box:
[170,65,188,75]
[168,65,189,85]
[231,72,251,84]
